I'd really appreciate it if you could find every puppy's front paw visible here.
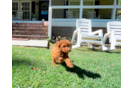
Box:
[65,58,74,68]
[52,62,57,67]
[53,64,58,67]
[67,64,74,68]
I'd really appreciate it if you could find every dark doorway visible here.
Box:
[39,1,49,21]
[64,1,68,18]
[31,2,35,20]
[95,1,100,17]
[32,2,35,14]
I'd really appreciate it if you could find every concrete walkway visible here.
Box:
[12,40,49,48]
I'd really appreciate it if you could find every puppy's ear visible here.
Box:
[55,41,61,47]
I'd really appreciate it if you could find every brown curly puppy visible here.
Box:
[51,39,74,68]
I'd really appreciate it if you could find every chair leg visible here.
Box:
[88,43,90,47]
[102,45,109,51]
[101,38,109,51]
[110,37,116,50]
[72,34,81,49]
[72,44,81,48]
[110,32,116,50]
[88,43,93,49]
[72,38,81,48]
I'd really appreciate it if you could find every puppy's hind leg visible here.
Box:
[58,57,64,63]
[52,57,57,67]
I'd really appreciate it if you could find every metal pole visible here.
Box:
[48,0,52,39]
[79,0,83,19]
[112,0,117,20]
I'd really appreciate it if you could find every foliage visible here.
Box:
[31,13,38,18]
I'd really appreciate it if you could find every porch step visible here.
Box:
[12,23,45,27]
[12,27,48,31]
[12,22,48,40]
[12,35,48,40]
[12,31,48,35]
[12,38,29,41]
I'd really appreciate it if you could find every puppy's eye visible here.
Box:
[64,46,66,47]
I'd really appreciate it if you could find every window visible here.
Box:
[51,0,80,5]
[82,9,112,19]
[116,9,121,20]
[52,9,80,18]
[83,0,114,5]
[21,2,31,19]
[12,2,18,16]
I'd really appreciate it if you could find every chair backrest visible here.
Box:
[107,21,121,41]
[17,12,23,19]
[66,11,73,18]
[76,19,92,35]
[87,11,96,19]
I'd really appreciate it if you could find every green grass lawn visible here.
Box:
[12,43,121,88]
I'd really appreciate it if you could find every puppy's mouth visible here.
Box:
[63,52,69,53]
[61,49,71,53]
[62,51,70,53]
[68,50,71,52]
[67,50,71,53]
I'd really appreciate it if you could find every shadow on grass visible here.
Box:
[13,59,29,66]
[12,57,36,66]
[60,62,101,79]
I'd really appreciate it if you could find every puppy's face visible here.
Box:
[55,39,72,53]
[60,41,72,53]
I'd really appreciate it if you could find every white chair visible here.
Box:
[87,11,96,19]
[66,11,73,18]
[13,12,23,20]
[103,21,121,50]
[71,19,108,51]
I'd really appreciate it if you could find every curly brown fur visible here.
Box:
[51,39,74,68]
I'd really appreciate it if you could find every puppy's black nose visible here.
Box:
[68,49,71,51]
